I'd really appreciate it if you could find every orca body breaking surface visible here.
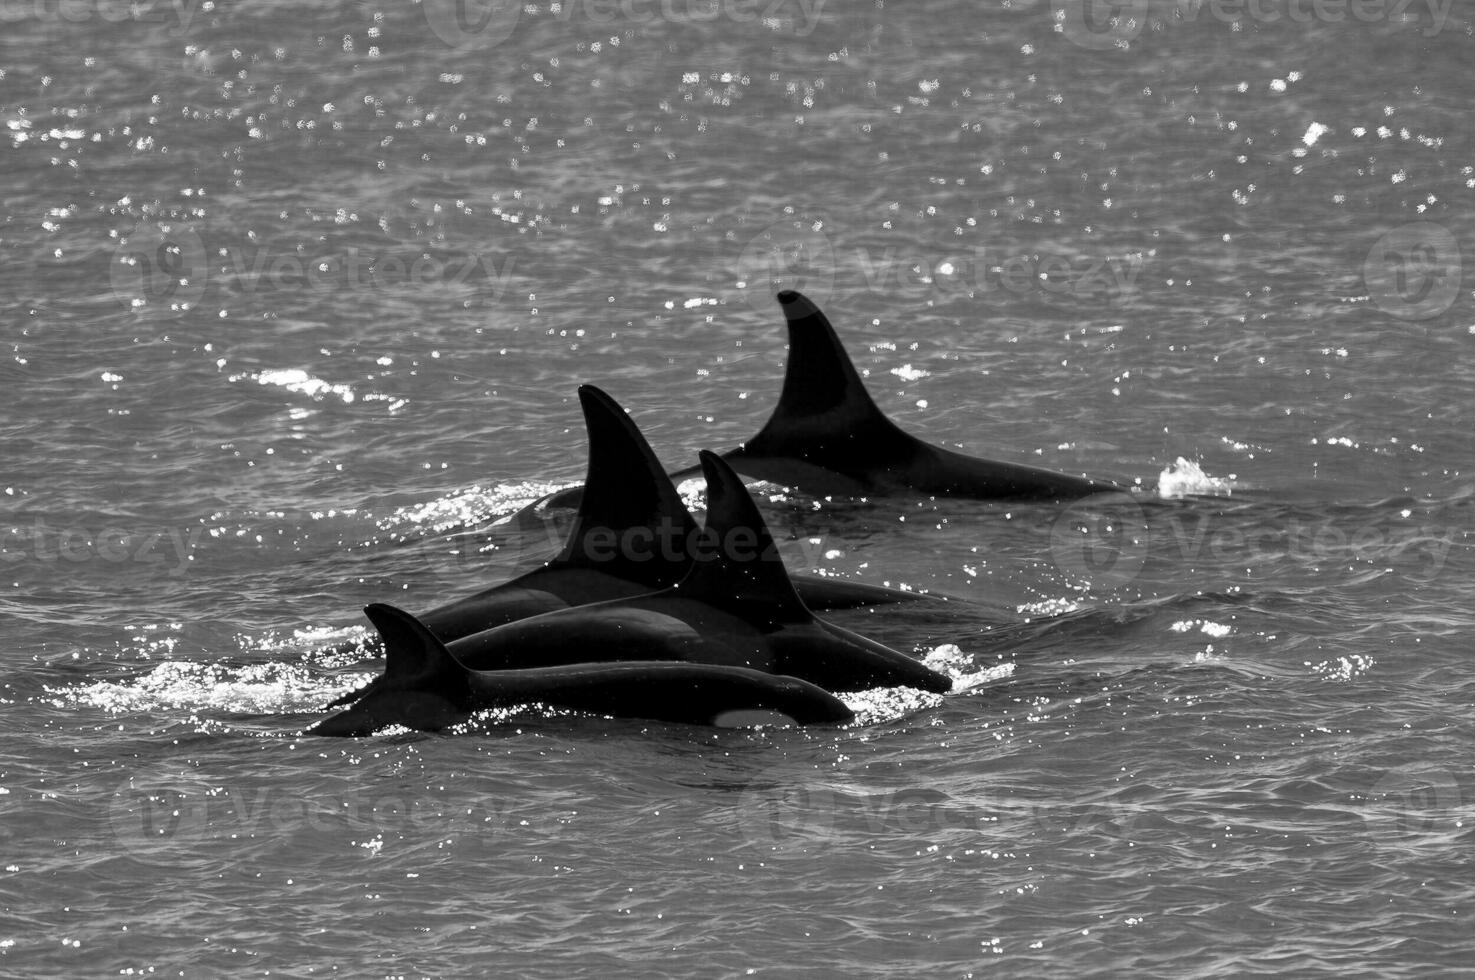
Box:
[397,384,936,652]
[323,452,951,724]
[429,452,953,695]
[721,290,1119,500]
[535,291,1117,507]
[308,603,854,737]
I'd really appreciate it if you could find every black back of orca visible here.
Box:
[723,290,1118,500]
[675,451,953,694]
[408,382,935,651]
[364,452,950,697]
[323,384,697,706]
[326,385,939,712]
[310,603,475,736]
[308,603,853,735]
[550,384,701,581]
[675,449,814,627]
[409,383,699,642]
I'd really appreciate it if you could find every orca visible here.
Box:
[536,291,1118,506]
[719,290,1120,499]
[383,385,935,647]
[308,603,853,736]
[333,451,953,707]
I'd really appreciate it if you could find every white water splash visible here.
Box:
[232,368,356,403]
[384,482,554,534]
[51,661,356,715]
[1157,457,1235,497]
[843,644,1014,725]
[1307,654,1376,682]
[1170,619,1233,638]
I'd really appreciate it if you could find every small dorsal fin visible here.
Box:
[364,603,468,702]
[675,451,808,621]
[310,605,470,734]
[554,385,700,583]
[742,290,910,457]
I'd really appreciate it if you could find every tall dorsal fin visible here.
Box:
[364,603,469,704]
[675,451,809,621]
[553,385,700,583]
[742,290,911,457]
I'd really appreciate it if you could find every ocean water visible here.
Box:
[3,0,1474,975]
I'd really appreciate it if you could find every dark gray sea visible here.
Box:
[3,0,1473,975]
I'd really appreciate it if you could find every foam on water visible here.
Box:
[1157,456,1237,497]
[843,644,1016,726]
[236,368,356,404]
[49,661,356,718]
[45,637,991,737]
[382,482,556,535]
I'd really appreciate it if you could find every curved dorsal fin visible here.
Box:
[675,451,809,621]
[364,603,467,702]
[554,385,700,583]
[742,290,910,457]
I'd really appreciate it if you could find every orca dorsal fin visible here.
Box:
[675,451,809,621]
[364,603,469,704]
[553,385,700,583]
[742,290,911,457]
